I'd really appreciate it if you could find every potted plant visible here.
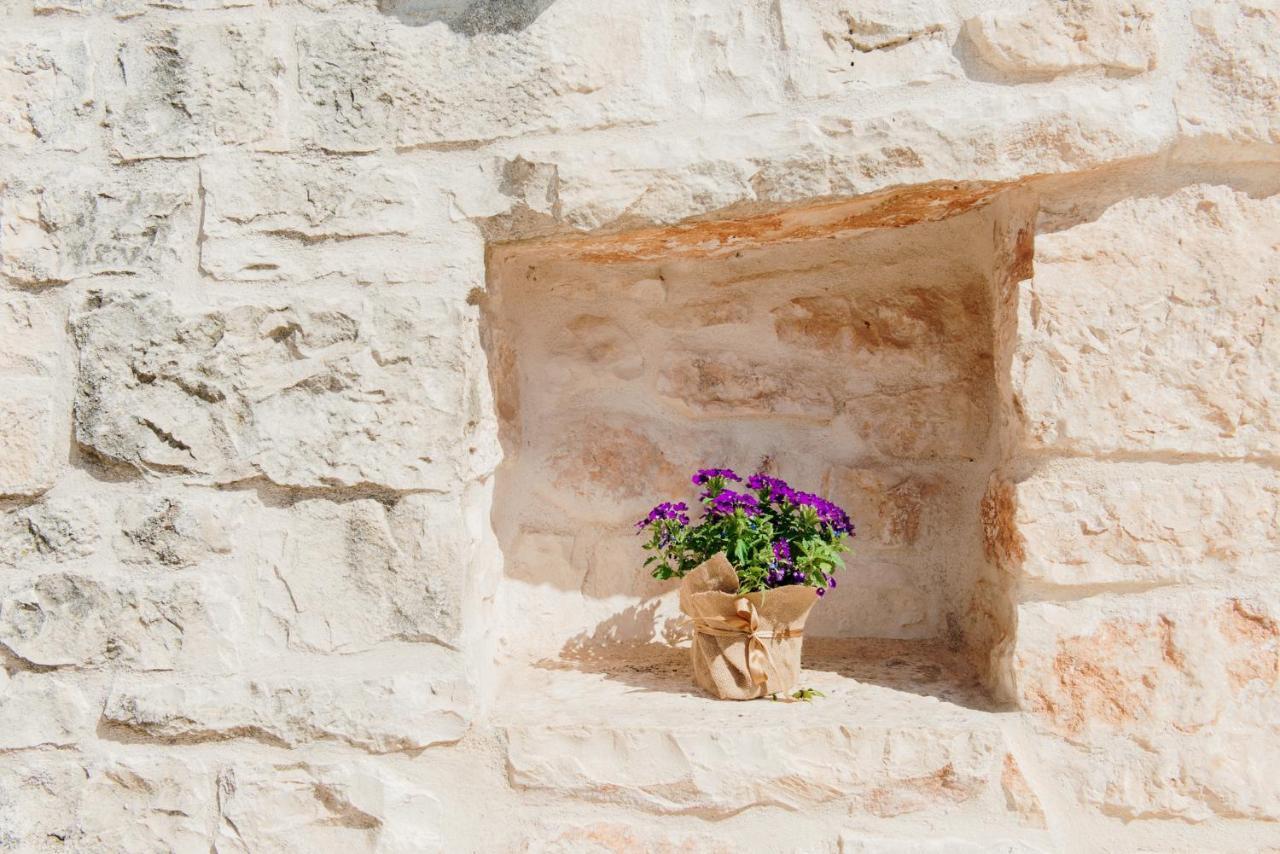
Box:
[636,468,854,700]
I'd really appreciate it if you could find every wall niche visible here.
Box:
[482,185,1031,705]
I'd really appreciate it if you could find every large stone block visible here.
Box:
[1009,464,1280,586]
[1176,0,1280,155]
[197,154,474,286]
[0,387,59,497]
[1013,185,1280,457]
[214,762,389,853]
[0,755,89,851]
[115,491,234,568]
[77,756,217,853]
[105,24,287,161]
[104,668,470,753]
[295,10,662,152]
[0,293,61,375]
[71,291,500,491]
[965,0,1157,80]
[0,31,94,153]
[0,672,96,749]
[260,495,468,653]
[0,571,238,670]
[1014,587,1279,737]
[0,165,199,286]
[0,495,101,568]
[1014,588,1280,820]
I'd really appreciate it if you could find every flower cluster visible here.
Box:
[633,501,691,530]
[637,468,854,595]
[692,468,742,485]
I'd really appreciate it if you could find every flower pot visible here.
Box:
[679,553,819,700]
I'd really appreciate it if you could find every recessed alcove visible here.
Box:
[481,183,1030,706]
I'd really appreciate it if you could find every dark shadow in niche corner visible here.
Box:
[378,0,557,34]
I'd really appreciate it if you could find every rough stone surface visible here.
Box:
[104,668,470,753]
[0,165,199,286]
[71,291,499,491]
[0,388,59,497]
[965,0,1158,79]
[2,0,1279,850]
[0,31,94,153]
[1014,184,1280,458]
[105,24,287,161]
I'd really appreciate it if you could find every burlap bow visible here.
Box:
[692,597,802,687]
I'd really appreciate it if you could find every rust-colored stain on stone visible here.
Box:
[981,476,1025,569]
[1026,619,1154,736]
[1000,754,1047,828]
[506,180,1013,263]
[1221,599,1280,690]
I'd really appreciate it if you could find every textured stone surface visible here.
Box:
[0,31,94,153]
[965,0,1158,79]
[0,495,101,566]
[1014,185,1280,457]
[259,495,469,652]
[1013,588,1280,820]
[105,24,287,161]
[71,291,499,490]
[0,165,199,286]
[1009,464,1280,586]
[104,668,470,752]
[1176,0,1280,155]
[0,571,237,669]
[2,0,1279,849]
[0,388,59,497]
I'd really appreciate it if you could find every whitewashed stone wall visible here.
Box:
[1,0,1277,850]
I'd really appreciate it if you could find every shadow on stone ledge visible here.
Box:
[378,0,557,33]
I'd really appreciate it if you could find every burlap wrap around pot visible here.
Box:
[679,553,818,700]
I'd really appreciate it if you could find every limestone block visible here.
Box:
[105,24,287,161]
[214,763,386,853]
[0,755,88,851]
[965,0,1157,79]
[71,291,500,491]
[198,154,474,286]
[0,388,59,497]
[0,672,95,748]
[104,670,470,752]
[0,165,198,286]
[295,9,662,153]
[1014,588,1280,820]
[1009,464,1280,586]
[0,293,61,375]
[78,756,217,853]
[1014,185,1280,457]
[1014,587,1279,737]
[499,659,1027,819]
[0,31,94,153]
[1176,0,1280,155]
[260,495,468,653]
[0,571,238,670]
[116,492,234,568]
[776,0,964,98]
[0,495,101,567]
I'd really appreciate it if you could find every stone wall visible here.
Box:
[1,0,1277,850]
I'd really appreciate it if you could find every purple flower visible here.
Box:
[748,473,797,504]
[706,490,760,517]
[635,501,690,531]
[816,587,826,597]
[692,468,742,486]
[791,491,854,536]
[772,539,792,563]
[828,575,837,589]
